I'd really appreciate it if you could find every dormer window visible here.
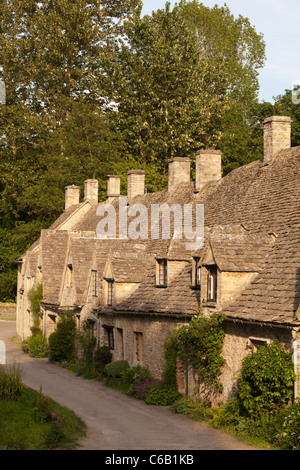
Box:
[207,265,217,302]
[156,259,167,287]
[91,269,98,297]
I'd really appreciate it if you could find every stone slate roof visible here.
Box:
[32,144,300,325]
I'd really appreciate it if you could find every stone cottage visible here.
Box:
[16,116,300,402]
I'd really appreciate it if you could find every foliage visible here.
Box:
[131,378,161,401]
[162,334,178,387]
[111,1,265,169]
[144,383,181,406]
[48,313,77,363]
[120,364,151,386]
[0,0,139,301]
[277,401,300,450]
[104,360,130,378]
[237,340,296,417]
[0,364,24,401]
[0,386,86,450]
[28,282,43,320]
[167,312,226,394]
[93,345,112,373]
[171,396,214,420]
[21,331,48,358]
[77,321,97,365]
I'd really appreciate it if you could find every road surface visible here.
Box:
[0,321,257,450]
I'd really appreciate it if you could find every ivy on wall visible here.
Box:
[163,312,226,394]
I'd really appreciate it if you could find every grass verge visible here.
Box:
[0,364,86,450]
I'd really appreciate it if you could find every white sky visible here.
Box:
[141,0,300,103]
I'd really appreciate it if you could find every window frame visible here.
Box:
[156,259,167,287]
[103,325,114,350]
[207,265,218,302]
[91,269,98,297]
[106,279,114,306]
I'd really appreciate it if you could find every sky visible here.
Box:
[141,0,300,103]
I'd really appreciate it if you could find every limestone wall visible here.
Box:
[0,302,16,320]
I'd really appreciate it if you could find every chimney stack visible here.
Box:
[107,175,122,202]
[127,170,145,201]
[65,184,80,210]
[195,150,222,192]
[263,116,292,164]
[84,179,98,204]
[168,157,191,192]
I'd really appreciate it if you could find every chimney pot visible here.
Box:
[127,170,145,201]
[263,116,292,164]
[107,175,122,202]
[65,184,80,210]
[168,157,191,191]
[195,150,221,192]
[84,179,98,204]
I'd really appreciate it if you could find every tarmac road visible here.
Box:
[0,321,258,451]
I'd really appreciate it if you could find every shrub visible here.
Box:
[237,340,296,418]
[132,378,161,400]
[48,313,76,362]
[145,384,181,406]
[22,332,48,358]
[94,346,112,373]
[120,365,151,386]
[104,360,130,378]
[276,401,300,450]
[0,364,24,401]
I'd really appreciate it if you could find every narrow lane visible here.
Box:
[1,321,256,450]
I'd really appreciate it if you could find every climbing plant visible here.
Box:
[164,312,226,393]
[28,283,43,333]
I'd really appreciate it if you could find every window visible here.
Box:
[192,257,201,288]
[156,259,167,286]
[134,332,143,362]
[207,265,217,302]
[103,326,114,350]
[67,264,73,288]
[91,269,98,297]
[107,280,114,306]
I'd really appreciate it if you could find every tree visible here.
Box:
[0,1,138,301]
[110,1,266,173]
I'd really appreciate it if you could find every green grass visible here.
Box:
[0,386,86,450]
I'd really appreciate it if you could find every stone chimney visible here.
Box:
[127,170,145,201]
[106,175,122,203]
[168,157,191,192]
[65,184,80,210]
[84,179,98,204]
[263,116,292,164]
[195,149,222,192]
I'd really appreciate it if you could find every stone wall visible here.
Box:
[177,319,293,403]
[99,312,184,379]
[0,302,16,320]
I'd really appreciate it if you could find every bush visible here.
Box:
[104,360,130,378]
[145,384,181,406]
[276,401,300,450]
[132,378,161,400]
[237,340,296,417]
[48,314,76,363]
[0,364,24,401]
[120,365,151,386]
[22,332,48,358]
[94,346,112,373]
